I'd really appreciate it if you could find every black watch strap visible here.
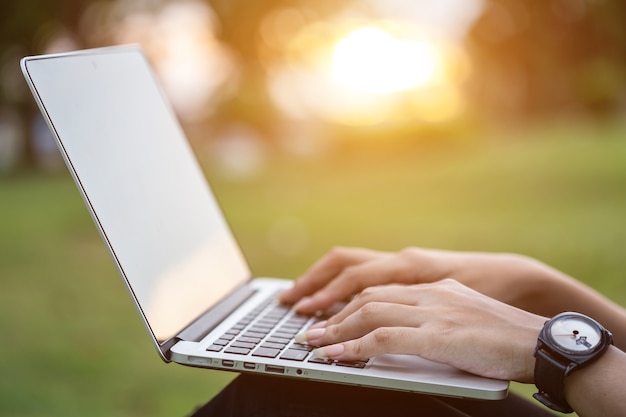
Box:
[533,347,574,413]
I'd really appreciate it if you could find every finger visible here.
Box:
[279,248,383,312]
[325,284,422,325]
[291,254,416,314]
[289,265,369,315]
[299,301,425,346]
[312,327,426,362]
[301,281,475,344]
[295,248,461,314]
[278,247,382,305]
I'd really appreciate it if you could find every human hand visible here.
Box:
[280,246,556,315]
[295,279,546,383]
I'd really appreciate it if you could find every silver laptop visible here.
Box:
[21,45,508,400]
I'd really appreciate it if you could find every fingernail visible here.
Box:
[309,320,327,330]
[293,296,314,312]
[294,328,325,344]
[313,344,345,359]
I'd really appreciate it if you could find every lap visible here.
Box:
[189,374,555,417]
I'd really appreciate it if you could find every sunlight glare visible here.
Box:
[331,26,438,93]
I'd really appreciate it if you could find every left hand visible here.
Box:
[296,279,546,383]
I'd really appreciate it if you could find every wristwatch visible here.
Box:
[533,312,613,413]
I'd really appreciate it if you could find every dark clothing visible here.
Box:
[190,374,555,417]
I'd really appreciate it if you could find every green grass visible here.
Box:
[1,121,626,416]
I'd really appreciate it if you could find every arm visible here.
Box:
[565,346,626,417]
[295,280,626,417]
[280,246,626,349]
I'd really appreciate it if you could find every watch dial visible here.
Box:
[548,315,603,353]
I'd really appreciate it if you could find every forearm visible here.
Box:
[470,254,626,350]
[548,278,626,350]
[565,346,626,417]
[519,264,626,350]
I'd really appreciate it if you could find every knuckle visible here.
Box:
[350,338,367,358]
[439,277,460,286]
[341,264,360,279]
[324,324,342,342]
[334,266,361,294]
[358,301,384,320]
[398,247,427,263]
[358,286,379,300]
[399,246,420,258]
[328,246,350,259]
[371,327,394,345]
[350,329,395,359]
[394,248,427,281]
[426,278,461,296]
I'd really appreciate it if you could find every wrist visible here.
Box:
[533,312,613,413]
[564,346,626,417]
[522,322,544,383]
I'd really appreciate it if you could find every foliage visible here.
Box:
[466,0,626,120]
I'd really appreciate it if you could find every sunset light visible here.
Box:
[331,26,439,93]
[97,0,474,130]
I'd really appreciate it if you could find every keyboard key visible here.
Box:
[231,341,256,349]
[252,347,281,358]
[280,324,304,332]
[267,336,291,344]
[224,346,252,355]
[250,325,273,334]
[272,331,296,340]
[257,319,280,326]
[250,323,275,333]
[260,342,285,350]
[208,294,321,363]
[206,344,223,352]
[308,357,334,365]
[336,360,368,368]
[236,336,262,344]
[243,331,267,339]
[290,343,313,352]
[278,326,300,333]
[280,349,309,361]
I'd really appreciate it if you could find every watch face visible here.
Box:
[547,314,603,353]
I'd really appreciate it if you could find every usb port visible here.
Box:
[222,360,235,367]
[264,365,285,374]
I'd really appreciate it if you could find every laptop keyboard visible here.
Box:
[206,294,368,368]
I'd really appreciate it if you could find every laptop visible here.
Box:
[21,45,508,400]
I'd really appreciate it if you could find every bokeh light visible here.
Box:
[331,26,438,93]
[103,0,235,122]
[264,16,471,129]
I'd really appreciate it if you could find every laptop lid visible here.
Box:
[20,46,251,358]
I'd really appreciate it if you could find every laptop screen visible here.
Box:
[22,47,250,344]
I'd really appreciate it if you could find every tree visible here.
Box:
[0,0,113,169]
[465,0,626,121]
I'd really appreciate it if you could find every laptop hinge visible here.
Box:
[160,337,180,361]
[175,284,256,343]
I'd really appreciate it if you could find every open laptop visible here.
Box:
[21,45,508,400]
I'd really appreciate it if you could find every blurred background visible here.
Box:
[1,0,625,416]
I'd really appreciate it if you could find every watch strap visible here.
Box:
[533,345,574,413]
